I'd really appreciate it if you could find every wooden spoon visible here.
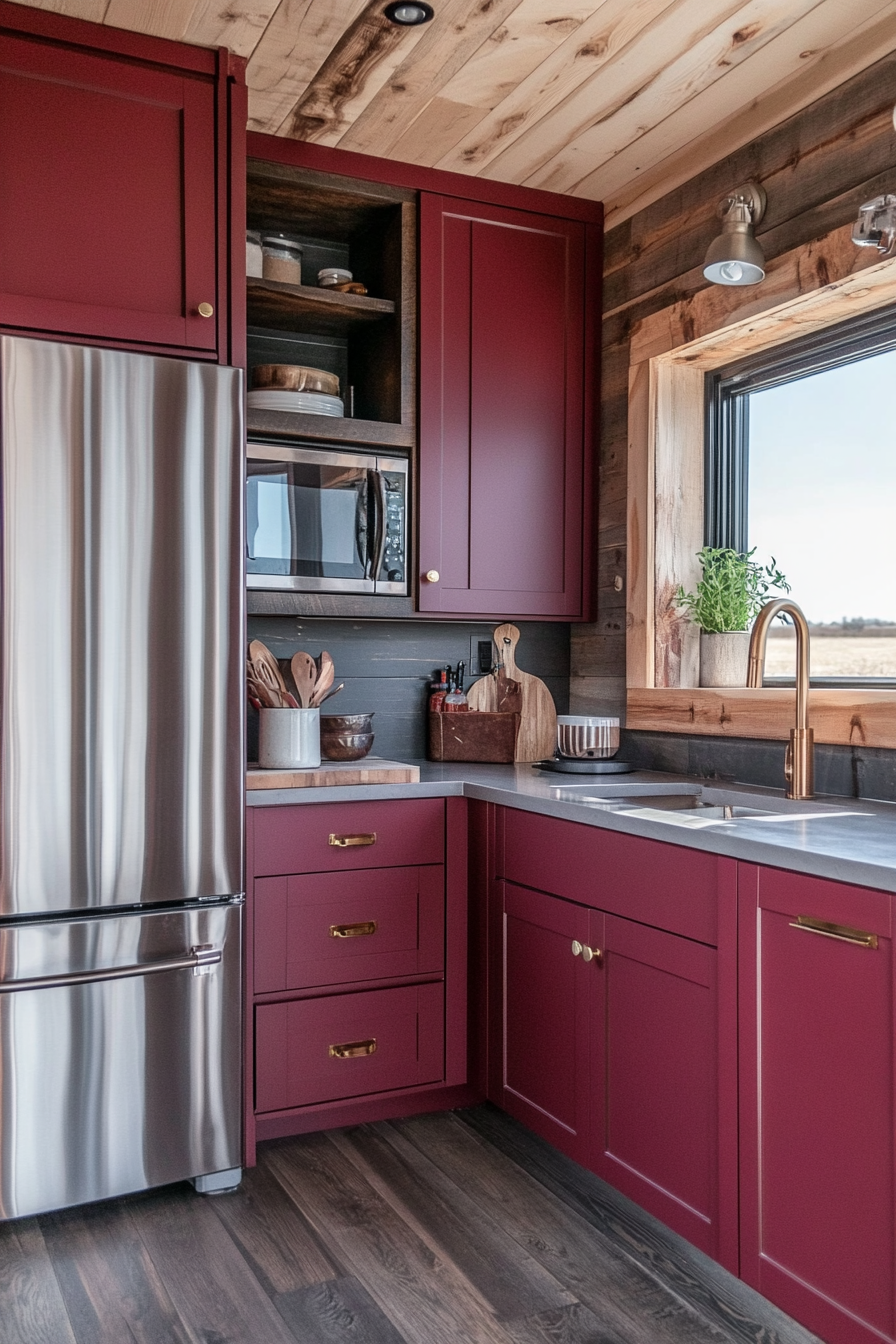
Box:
[310,650,335,707]
[290,651,318,709]
[249,640,289,700]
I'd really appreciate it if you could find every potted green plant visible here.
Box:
[675,547,790,686]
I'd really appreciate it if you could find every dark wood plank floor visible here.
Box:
[0,1105,821,1344]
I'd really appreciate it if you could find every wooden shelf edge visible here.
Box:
[247,276,394,323]
[627,687,896,749]
[247,590,414,618]
[246,407,413,450]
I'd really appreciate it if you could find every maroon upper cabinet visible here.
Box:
[418,195,593,619]
[739,863,896,1344]
[0,4,243,358]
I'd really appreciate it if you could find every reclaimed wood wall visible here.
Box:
[570,48,896,721]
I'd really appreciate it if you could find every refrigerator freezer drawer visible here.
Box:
[0,901,242,1220]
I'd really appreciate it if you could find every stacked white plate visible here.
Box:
[247,389,344,417]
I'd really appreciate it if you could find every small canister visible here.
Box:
[246,229,263,278]
[556,715,620,759]
[318,267,353,288]
[262,234,303,285]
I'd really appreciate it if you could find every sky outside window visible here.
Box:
[747,346,896,677]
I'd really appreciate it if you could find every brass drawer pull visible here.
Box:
[790,915,879,949]
[330,920,377,939]
[328,832,377,848]
[329,1038,377,1059]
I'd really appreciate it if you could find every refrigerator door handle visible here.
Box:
[0,944,222,994]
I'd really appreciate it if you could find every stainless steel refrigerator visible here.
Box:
[0,336,244,1220]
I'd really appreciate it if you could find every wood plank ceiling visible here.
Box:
[14,0,896,225]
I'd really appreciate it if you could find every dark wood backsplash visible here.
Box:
[572,49,896,721]
[246,617,570,762]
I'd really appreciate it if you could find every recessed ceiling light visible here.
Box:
[384,2,434,25]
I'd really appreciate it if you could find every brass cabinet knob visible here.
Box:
[425,569,440,583]
[581,946,603,964]
[197,302,214,318]
[571,940,583,957]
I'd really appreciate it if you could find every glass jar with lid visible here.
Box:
[261,234,303,285]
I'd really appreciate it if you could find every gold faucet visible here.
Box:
[746,599,814,800]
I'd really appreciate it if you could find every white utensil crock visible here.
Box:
[258,707,320,769]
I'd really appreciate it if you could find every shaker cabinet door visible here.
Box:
[0,31,217,352]
[493,880,596,1164]
[418,194,592,619]
[739,864,896,1344]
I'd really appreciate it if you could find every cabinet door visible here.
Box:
[739,864,896,1344]
[595,914,735,1265]
[419,194,587,618]
[495,881,595,1164]
[0,32,217,351]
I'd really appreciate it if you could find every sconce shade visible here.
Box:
[703,189,766,286]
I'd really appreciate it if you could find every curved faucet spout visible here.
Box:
[747,599,813,799]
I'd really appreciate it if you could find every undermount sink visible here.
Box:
[551,781,867,825]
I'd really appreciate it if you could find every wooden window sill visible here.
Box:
[627,687,896,748]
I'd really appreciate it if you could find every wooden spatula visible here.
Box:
[290,651,318,709]
[310,651,335,707]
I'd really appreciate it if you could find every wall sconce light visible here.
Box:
[703,183,767,286]
[852,195,896,256]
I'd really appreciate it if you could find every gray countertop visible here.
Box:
[246,761,896,893]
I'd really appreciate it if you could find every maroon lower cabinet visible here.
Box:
[595,913,738,1268]
[418,194,594,620]
[739,863,896,1344]
[495,881,594,1165]
[491,807,739,1272]
[246,797,475,1159]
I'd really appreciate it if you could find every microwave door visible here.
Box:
[246,457,374,593]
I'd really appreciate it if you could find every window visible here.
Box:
[706,309,896,682]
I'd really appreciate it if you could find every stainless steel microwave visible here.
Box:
[246,442,408,595]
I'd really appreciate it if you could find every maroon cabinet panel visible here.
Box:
[252,799,444,876]
[0,29,217,351]
[255,982,444,1113]
[597,915,725,1258]
[254,865,445,993]
[497,881,593,1165]
[739,864,896,1344]
[500,808,719,944]
[418,194,590,619]
[491,806,739,1271]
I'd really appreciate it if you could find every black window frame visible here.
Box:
[704,304,896,685]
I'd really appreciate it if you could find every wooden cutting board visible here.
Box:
[467,623,556,762]
[247,758,420,789]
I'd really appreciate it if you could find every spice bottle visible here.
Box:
[428,668,449,712]
[444,662,469,712]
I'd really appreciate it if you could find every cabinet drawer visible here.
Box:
[255,982,444,1113]
[252,799,444,876]
[501,809,719,944]
[254,866,445,992]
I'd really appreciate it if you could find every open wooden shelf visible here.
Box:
[246,406,412,451]
[247,277,394,336]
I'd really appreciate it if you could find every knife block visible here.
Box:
[428,711,520,763]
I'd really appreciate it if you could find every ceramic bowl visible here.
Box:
[321,713,374,735]
[320,731,375,761]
